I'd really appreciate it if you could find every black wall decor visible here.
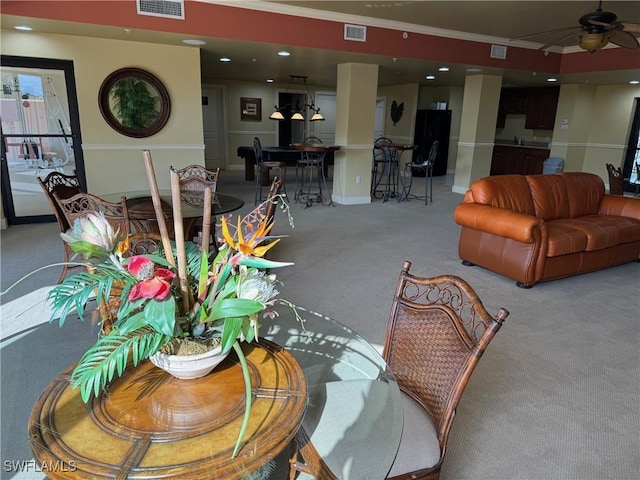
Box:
[391,100,404,125]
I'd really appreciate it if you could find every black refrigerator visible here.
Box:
[412,109,451,176]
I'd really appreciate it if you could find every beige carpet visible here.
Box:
[1,170,638,480]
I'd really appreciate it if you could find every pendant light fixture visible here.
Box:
[269,75,325,122]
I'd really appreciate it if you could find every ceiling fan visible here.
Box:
[514,1,640,52]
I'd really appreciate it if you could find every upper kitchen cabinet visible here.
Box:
[524,87,560,130]
[496,87,560,130]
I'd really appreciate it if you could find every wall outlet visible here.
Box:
[356,175,361,184]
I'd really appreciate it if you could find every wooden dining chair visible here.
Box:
[289,261,509,480]
[606,163,624,195]
[36,171,83,283]
[97,231,164,335]
[174,164,221,244]
[174,164,220,193]
[383,261,509,480]
[57,192,131,334]
[58,192,131,238]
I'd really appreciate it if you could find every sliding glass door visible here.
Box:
[0,55,85,225]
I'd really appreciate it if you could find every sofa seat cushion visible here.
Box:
[546,221,588,257]
[580,215,640,244]
[560,217,623,251]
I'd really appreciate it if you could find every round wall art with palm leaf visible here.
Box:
[99,67,171,138]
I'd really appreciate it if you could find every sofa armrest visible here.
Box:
[454,203,543,243]
[598,195,640,220]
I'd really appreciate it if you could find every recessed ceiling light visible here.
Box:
[438,67,449,72]
[14,25,32,31]
[266,79,275,83]
[183,39,206,46]
[219,57,231,62]
[425,75,436,80]
[630,80,640,85]
[278,51,290,56]
[547,78,557,82]
[466,68,482,73]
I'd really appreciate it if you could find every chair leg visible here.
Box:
[58,243,71,284]
[425,166,433,205]
[255,165,262,205]
[278,165,288,200]
[288,428,338,480]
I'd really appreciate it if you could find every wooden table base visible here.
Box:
[29,340,306,479]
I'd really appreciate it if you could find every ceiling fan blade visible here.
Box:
[608,29,640,49]
[537,30,583,50]
[621,22,640,33]
[588,19,612,28]
[513,26,582,41]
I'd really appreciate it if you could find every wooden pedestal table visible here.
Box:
[28,340,306,479]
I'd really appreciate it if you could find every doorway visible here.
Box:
[201,85,226,170]
[277,92,305,146]
[0,55,85,226]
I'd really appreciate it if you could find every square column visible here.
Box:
[453,74,502,193]
[332,63,379,205]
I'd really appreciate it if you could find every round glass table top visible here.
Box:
[265,306,403,479]
[101,190,244,219]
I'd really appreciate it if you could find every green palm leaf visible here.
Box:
[48,267,134,326]
[70,326,172,402]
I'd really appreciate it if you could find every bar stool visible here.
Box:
[294,137,332,207]
[371,137,394,199]
[399,140,437,205]
[254,136,287,205]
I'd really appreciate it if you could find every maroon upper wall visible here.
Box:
[3,1,638,74]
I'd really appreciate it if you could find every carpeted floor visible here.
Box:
[1,170,639,479]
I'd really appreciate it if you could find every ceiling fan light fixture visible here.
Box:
[579,32,609,52]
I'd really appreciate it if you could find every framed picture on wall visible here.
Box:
[240,97,261,121]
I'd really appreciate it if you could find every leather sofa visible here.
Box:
[453,172,640,287]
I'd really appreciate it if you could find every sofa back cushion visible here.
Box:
[527,174,570,221]
[561,172,605,218]
[470,175,535,215]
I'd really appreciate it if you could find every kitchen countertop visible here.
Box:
[494,140,550,150]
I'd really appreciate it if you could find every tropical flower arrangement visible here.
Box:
[7,189,295,458]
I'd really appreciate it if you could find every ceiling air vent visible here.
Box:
[137,0,184,20]
[344,24,366,42]
[490,44,507,59]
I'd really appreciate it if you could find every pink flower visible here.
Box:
[127,256,176,301]
[128,256,155,280]
[129,277,173,301]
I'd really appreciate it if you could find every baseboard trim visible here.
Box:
[331,194,371,205]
